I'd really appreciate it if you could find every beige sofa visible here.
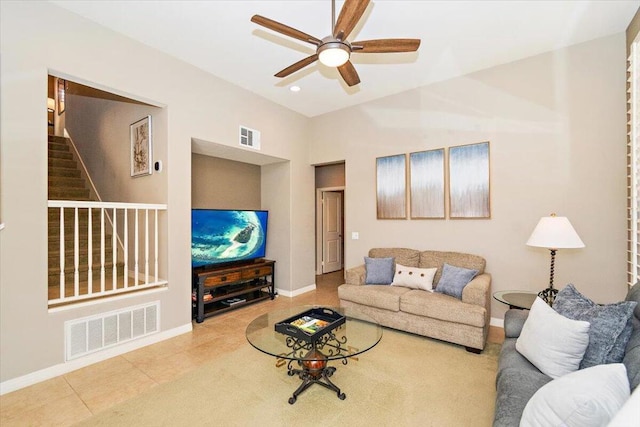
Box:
[338,248,492,352]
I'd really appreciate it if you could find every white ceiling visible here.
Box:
[50,0,639,118]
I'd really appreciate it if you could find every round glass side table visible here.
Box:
[493,290,538,310]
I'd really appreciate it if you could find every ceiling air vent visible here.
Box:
[239,126,261,150]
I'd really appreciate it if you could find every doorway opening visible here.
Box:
[315,162,345,275]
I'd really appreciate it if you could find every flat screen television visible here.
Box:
[191,209,268,269]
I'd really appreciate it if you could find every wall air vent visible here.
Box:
[65,301,159,361]
[239,126,261,150]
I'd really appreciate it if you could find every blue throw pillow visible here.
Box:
[435,263,478,299]
[554,284,637,369]
[364,257,395,285]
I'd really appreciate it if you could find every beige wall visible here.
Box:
[191,154,261,210]
[0,1,312,384]
[66,93,167,204]
[309,34,628,321]
[315,163,346,188]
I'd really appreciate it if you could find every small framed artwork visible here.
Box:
[448,141,490,219]
[376,154,407,219]
[130,115,152,177]
[410,149,445,219]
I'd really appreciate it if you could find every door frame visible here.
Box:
[315,186,345,275]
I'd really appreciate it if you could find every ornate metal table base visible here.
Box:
[281,329,350,404]
[286,349,346,404]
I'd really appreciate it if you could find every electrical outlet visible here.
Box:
[352,232,359,240]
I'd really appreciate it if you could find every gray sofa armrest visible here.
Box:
[461,273,491,308]
[504,309,529,338]
[345,265,366,285]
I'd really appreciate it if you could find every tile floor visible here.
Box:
[0,270,504,426]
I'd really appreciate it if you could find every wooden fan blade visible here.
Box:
[334,0,370,40]
[275,54,319,78]
[337,61,360,87]
[251,15,321,45]
[352,39,421,53]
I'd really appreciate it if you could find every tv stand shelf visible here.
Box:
[193,259,275,323]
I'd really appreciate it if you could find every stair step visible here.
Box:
[48,188,91,200]
[48,142,69,152]
[49,176,87,189]
[48,158,77,169]
[49,150,73,160]
[48,209,96,221]
[48,167,81,178]
[48,251,117,268]
[48,135,69,144]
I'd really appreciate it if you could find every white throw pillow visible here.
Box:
[516,297,590,379]
[607,386,640,427]
[520,363,630,427]
[390,264,437,291]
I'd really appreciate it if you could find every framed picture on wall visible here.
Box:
[448,141,490,219]
[130,115,153,177]
[410,149,445,219]
[376,154,407,219]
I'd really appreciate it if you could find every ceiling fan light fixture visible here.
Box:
[318,41,350,67]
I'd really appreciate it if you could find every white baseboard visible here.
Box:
[0,322,193,396]
[275,283,316,298]
[490,316,504,329]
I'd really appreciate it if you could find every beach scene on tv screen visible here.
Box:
[192,210,267,267]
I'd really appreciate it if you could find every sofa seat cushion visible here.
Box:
[495,367,553,427]
[399,289,486,327]
[494,339,552,427]
[338,284,411,312]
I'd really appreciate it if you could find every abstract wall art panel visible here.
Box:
[410,149,445,219]
[376,154,407,219]
[449,142,490,219]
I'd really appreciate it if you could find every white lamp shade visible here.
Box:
[526,215,585,249]
[47,97,55,112]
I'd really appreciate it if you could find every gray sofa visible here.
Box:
[338,248,491,352]
[493,282,640,426]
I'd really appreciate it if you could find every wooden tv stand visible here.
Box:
[193,259,275,323]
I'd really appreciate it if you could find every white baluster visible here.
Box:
[112,207,117,290]
[100,208,105,292]
[59,207,65,300]
[88,208,92,295]
[155,209,159,283]
[135,209,139,287]
[145,209,149,285]
[74,207,79,297]
[124,209,128,288]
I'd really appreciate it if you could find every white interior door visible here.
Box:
[322,191,342,273]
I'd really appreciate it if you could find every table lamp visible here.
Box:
[526,213,585,305]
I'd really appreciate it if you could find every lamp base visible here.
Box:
[538,287,557,306]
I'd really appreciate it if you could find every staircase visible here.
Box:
[47,135,123,302]
[48,135,90,201]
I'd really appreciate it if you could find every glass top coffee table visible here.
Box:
[246,305,382,404]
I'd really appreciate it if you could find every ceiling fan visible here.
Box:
[250,0,421,87]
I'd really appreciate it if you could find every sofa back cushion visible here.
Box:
[419,250,486,284]
[368,248,420,268]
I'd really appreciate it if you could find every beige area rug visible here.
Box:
[77,330,500,427]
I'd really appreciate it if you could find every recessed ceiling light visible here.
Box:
[289,85,301,92]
